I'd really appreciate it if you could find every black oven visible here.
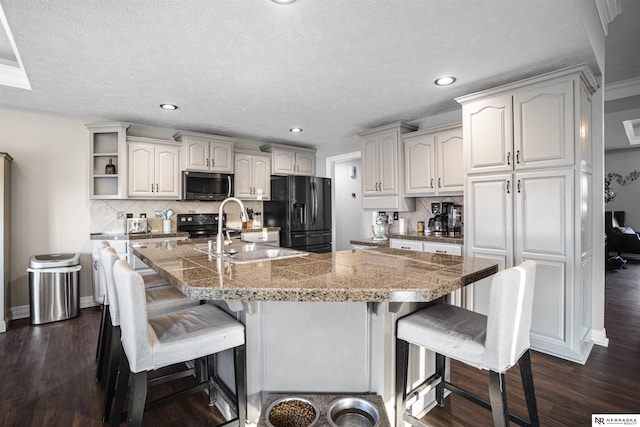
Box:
[182,171,233,201]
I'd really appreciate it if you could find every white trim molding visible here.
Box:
[595,0,621,35]
[605,77,640,101]
[592,328,610,347]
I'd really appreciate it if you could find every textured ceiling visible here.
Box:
[0,0,636,149]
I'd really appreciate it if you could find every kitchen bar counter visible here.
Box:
[130,239,494,303]
[90,231,189,240]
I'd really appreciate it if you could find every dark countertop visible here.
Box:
[130,240,497,303]
[351,233,464,247]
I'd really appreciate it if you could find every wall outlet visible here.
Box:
[117,211,124,219]
[393,212,399,220]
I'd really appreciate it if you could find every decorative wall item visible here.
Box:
[605,170,640,203]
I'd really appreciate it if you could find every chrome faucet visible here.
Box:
[216,197,247,254]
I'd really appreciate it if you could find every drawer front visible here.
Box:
[390,239,423,251]
[422,242,462,255]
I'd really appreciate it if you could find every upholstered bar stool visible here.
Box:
[395,261,539,427]
[111,259,247,427]
[95,243,179,385]
[99,247,199,421]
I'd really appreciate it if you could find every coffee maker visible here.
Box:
[447,204,463,236]
[428,202,447,234]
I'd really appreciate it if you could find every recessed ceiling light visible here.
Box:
[434,76,456,86]
[271,0,296,4]
[160,104,178,110]
[289,127,303,133]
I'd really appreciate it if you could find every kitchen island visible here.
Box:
[130,240,497,424]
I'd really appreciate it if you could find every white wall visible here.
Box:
[0,107,93,310]
[605,148,640,228]
[332,158,369,250]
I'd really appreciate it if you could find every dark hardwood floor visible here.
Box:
[422,259,640,426]
[1,260,639,426]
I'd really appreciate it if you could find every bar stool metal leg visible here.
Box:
[435,353,446,406]
[395,338,410,427]
[235,344,247,427]
[519,350,539,427]
[488,371,509,427]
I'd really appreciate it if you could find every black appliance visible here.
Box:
[176,213,226,239]
[182,171,233,201]
[263,175,332,253]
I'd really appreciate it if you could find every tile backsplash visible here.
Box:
[385,196,464,234]
[90,199,263,234]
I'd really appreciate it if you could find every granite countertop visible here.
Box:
[90,231,189,240]
[130,240,496,303]
[351,232,464,247]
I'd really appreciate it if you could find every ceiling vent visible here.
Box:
[623,118,640,145]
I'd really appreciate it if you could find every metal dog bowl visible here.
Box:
[327,397,380,427]
[265,396,320,427]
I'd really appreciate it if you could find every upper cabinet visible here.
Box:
[260,143,316,176]
[461,79,575,175]
[234,150,271,200]
[127,137,181,199]
[358,122,417,211]
[174,131,236,173]
[404,123,463,196]
[87,122,130,199]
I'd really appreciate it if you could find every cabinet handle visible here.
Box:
[507,151,511,165]
[430,178,434,188]
[438,177,442,188]
[151,183,154,192]
[401,246,410,250]
[156,183,159,193]
[206,158,209,167]
[435,250,447,254]
[211,158,215,167]
[517,179,521,193]
[516,150,521,164]
[506,180,510,194]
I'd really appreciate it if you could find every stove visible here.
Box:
[176,213,225,239]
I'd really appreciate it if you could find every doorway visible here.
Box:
[327,152,370,251]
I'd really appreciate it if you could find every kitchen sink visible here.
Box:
[195,243,309,264]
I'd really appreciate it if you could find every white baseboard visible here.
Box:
[10,296,99,321]
[592,328,609,347]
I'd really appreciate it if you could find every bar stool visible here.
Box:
[99,247,199,422]
[111,259,246,427]
[395,260,539,427]
[95,243,178,385]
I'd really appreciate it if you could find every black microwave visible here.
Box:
[182,171,233,201]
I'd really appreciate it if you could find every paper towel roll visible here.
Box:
[398,218,406,234]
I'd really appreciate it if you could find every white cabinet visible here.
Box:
[404,123,463,196]
[174,131,235,173]
[234,150,271,200]
[260,144,316,176]
[87,122,130,199]
[389,239,422,251]
[462,79,575,175]
[359,122,417,211]
[457,65,598,363]
[127,137,181,199]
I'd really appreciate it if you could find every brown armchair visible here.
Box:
[605,211,640,256]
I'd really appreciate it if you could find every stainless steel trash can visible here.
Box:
[28,253,81,325]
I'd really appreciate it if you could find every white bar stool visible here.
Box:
[99,247,199,422]
[395,260,539,427]
[95,242,175,385]
[110,259,246,427]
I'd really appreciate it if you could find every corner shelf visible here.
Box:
[86,122,130,199]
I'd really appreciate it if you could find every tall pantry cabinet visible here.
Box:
[456,65,598,363]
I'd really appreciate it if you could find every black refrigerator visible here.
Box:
[263,175,332,253]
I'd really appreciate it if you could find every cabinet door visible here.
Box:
[378,130,398,194]
[361,136,380,196]
[253,155,271,199]
[184,139,209,171]
[513,80,574,169]
[272,148,297,175]
[155,145,180,198]
[295,152,315,176]
[404,134,436,196]
[515,169,573,349]
[210,140,234,173]
[436,128,464,193]
[234,154,253,199]
[128,143,155,197]
[463,94,513,174]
